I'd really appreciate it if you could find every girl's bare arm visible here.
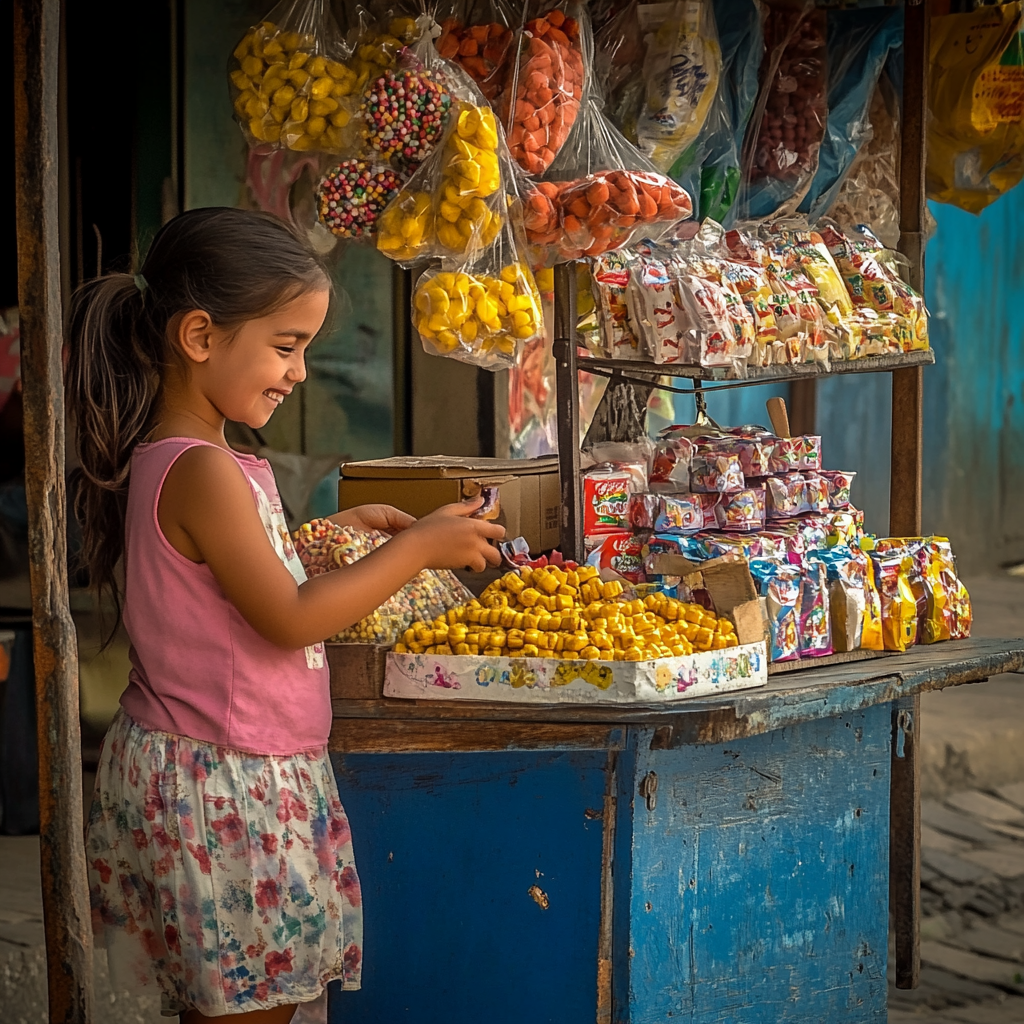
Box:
[158,446,503,649]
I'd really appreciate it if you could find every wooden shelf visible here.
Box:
[578,348,935,385]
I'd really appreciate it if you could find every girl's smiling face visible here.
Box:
[176,288,331,428]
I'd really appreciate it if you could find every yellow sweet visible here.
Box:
[396,569,740,661]
[230,20,357,153]
[412,262,543,366]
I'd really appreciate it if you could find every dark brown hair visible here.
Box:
[66,206,330,623]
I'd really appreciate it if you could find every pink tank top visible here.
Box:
[119,438,331,755]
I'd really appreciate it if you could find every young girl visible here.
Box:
[69,207,503,1023]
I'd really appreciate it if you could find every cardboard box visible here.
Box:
[644,552,766,647]
[383,643,767,704]
[338,456,560,552]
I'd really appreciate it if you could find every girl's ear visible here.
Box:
[176,309,216,364]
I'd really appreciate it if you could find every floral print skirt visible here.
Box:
[86,709,362,1018]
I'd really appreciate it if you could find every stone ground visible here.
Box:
[1,572,1022,1021]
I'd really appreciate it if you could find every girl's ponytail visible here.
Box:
[66,274,162,620]
[64,206,330,623]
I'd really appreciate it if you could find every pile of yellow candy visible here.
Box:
[413,263,543,363]
[377,102,504,261]
[393,565,739,660]
[230,22,356,152]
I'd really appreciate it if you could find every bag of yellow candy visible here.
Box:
[376,57,514,266]
[412,225,545,371]
[341,8,421,94]
[229,0,361,155]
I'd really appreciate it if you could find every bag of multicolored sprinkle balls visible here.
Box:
[293,518,474,644]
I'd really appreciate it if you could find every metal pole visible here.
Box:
[553,262,583,562]
[13,0,94,1020]
[890,0,929,992]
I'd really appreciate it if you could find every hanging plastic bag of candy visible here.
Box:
[738,0,828,221]
[672,0,764,226]
[437,0,519,102]
[498,2,588,177]
[826,73,901,250]
[928,5,1024,214]
[797,6,902,224]
[594,0,647,141]
[376,73,514,265]
[522,97,693,265]
[229,0,361,154]
[293,519,474,643]
[315,158,407,239]
[411,216,544,370]
[340,7,422,92]
[624,242,698,365]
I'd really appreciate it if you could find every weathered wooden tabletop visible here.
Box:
[328,637,1024,753]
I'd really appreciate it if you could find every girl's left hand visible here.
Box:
[328,504,416,535]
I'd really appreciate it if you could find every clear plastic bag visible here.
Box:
[437,0,519,102]
[499,2,588,176]
[229,0,361,154]
[798,6,902,224]
[827,73,901,249]
[411,221,544,370]
[523,97,693,264]
[377,86,509,265]
[673,0,764,226]
[739,0,828,221]
[315,158,406,238]
[341,8,422,92]
[292,518,474,643]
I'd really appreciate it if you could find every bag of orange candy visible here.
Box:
[411,215,545,370]
[376,55,514,266]
[228,0,361,155]
[498,2,588,177]
[437,0,519,102]
[522,93,694,265]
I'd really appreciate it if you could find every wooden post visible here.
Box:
[553,262,583,562]
[890,0,929,992]
[14,0,94,1020]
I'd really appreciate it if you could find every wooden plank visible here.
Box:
[554,262,583,561]
[13,0,93,1020]
[768,648,895,675]
[787,378,817,437]
[328,718,624,753]
[577,349,935,384]
[890,0,930,992]
[327,643,389,700]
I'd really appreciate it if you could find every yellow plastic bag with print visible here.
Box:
[928,4,1024,214]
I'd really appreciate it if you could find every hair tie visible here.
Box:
[133,273,148,294]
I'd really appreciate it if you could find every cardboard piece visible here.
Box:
[339,456,560,552]
[383,642,768,705]
[645,553,766,647]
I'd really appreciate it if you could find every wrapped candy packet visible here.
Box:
[713,487,766,533]
[628,492,717,534]
[649,435,694,492]
[583,467,634,534]
[798,559,833,657]
[690,448,745,494]
[750,559,802,662]
[293,519,474,643]
[820,470,856,509]
[586,530,647,583]
[872,552,918,652]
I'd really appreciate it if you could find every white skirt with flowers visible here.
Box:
[85,709,362,1018]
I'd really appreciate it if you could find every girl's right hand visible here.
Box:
[407,498,505,572]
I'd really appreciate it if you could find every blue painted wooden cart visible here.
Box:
[325,638,1024,1023]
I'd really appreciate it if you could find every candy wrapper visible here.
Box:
[767,435,800,473]
[590,249,644,358]
[872,553,918,653]
[751,560,802,662]
[796,434,822,471]
[499,2,587,176]
[798,559,832,657]
[583,467,634,535]
[861,551,884,651]
[690,448,745,494]
[713,487,765,533]
[437,1,517,102]
[629,492,718,534]
[624,245,699,364]
[820,469,855,509]
[229,0,360,154]
[649,435,694,492]
[809,547,867,653]
[765,473,829,519]
[740,0,828,220]
[586,530,647,583]
[293,518,474,643]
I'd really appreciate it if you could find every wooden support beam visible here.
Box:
[14,0,94,1020]
[890,0,929,992]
